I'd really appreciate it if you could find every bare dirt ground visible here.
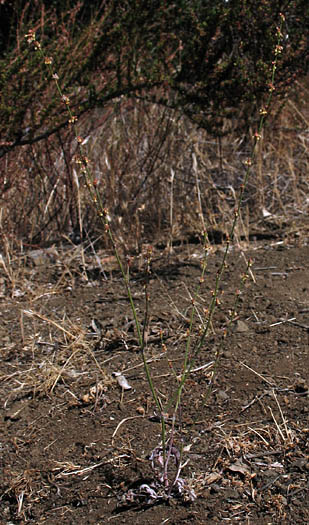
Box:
[0,235,308,524]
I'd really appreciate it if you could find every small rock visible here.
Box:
[216,390,229,402]
[28,247,58,266]
[224,488,240,499]
[290,458,307,471]
[280,496,288,506]
[234,320,249,333]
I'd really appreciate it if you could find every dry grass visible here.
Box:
[0,77,308,251]
[0,244,115,411]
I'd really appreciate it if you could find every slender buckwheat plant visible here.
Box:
[25,13,285,504]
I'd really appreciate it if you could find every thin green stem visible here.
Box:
[166,14,285,415]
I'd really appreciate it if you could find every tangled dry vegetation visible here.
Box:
[0,76,309,251]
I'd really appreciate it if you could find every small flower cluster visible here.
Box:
[274,45,283,56]
[25,29,41,50]
[61,95,70,106]
[25,29,77,128]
